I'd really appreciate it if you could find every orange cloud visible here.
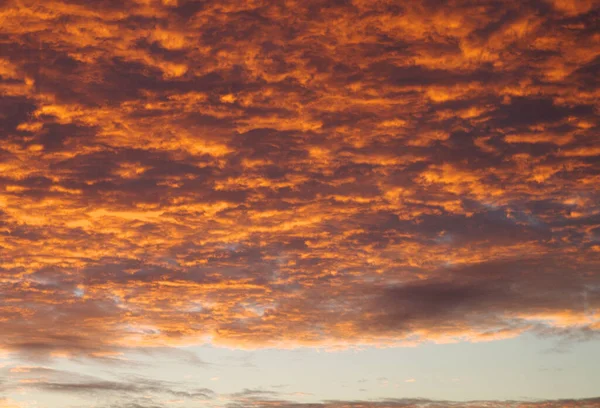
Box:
[0,0,598,360]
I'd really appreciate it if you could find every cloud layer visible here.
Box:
[1,0,599,358]
[2,363,600,408]
[227,398,600,408]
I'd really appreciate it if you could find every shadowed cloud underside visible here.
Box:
[0,0,599,364]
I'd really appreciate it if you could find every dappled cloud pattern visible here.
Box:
[1,0,599,358]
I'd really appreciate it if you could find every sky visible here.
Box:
[0,0,599,407]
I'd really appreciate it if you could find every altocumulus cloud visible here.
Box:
[0,0,599,360]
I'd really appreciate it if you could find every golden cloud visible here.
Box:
[0,0,598,357]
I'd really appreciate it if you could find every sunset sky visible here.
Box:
[1,0,599,407]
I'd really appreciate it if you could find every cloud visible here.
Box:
[57,398,600,408]
[0,0,598,361]
[223,397,600,408]
[2,364,215,400]
[231,388,282,399]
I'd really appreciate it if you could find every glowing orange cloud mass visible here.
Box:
[0,0,599,367]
